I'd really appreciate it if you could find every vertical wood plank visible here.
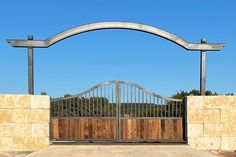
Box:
[69,119,75,140]
[51,119,59,139]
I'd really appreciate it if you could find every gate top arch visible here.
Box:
[7,21,224,51]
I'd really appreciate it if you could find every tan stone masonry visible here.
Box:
[0,94,50,152]
[186,96,236,150]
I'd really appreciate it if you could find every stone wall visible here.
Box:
[0,94,50,153]
[186,96,236,150]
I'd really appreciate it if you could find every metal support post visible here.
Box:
[28,35,34,95]
[200,38,206,95]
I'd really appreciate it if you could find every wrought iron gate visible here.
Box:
[50,81,185,142]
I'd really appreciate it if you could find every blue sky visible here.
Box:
[0,0,235,97]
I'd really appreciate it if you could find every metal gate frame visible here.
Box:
[50,81,184,142]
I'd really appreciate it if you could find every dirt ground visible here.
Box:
[1,149,236,157]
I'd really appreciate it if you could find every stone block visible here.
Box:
[188,137,221,150]
[0,123,14,137]
[13,109,31,123]
[187,124,203,137]
[14,123,32,137]
[221,137,236,150]
[0,137,13,151]
[31,109,49,123]
[23,137,49,151]
[186,96,204,109]
[13,136,25,151]
[33,138,49,151]
[14,95,31,109]
[204,123,224,137]
[32,123,49,137]
[0,109,13,122]
[0,95,14,109]
[23,137,36,151]
[204,123,223,137]
[223,123,236,136]
[204,123,236,137]
[221,108,236,122]
[31,95,50,109]
[187,109,220,123]
[203,96,236,109]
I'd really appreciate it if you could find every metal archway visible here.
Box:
[6,21,225,95]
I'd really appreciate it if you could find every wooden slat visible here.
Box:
[92,119,98,139]
[51,119,59,139]
[75,119,80,140]
[69,119,75,140]
[175,119,183,140]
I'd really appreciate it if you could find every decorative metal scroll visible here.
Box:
[51,81,183,118]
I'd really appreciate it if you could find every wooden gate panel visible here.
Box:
[161,119,183,140]
[121,119,161,140]
[120,118,182,141]
[51,118,116,140]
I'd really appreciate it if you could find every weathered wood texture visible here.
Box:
[51,118,116,140]
[51,118,183,141]
[120,119,183,141]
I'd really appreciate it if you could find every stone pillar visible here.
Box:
[0,95,50,154]
[186,96,236,150]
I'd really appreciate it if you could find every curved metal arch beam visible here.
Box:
[7,22,225,51]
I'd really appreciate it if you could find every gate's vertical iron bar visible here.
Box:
[153,96,155,117]
[164,100,166,117]
[85,94,87,117]
[156,97,158,117]
[112,85,114,117]
[100,86,103,117]
[134,87,137,117]
[82,96,84,117]
[57,100,60,117]
[138,89,140,117]
[97,88,98,117]
[126,84,129,117]
[69,98,71,117]
[92,90,94,117]
[108,85,110,117]
[149,95,151,117]
[168,101,170,117]
[131,85,133,117]
[176,101,178,117]
[104,85,106,117]
[145,93,148,117]
[123,84,125,116]
[74,97,78,117]
[183,98,187,142]
[116,82,120,140]
[160,99,163,117]
[77,98,80,117]
[171,101,174,117]
[61,100,63,117]
[88,93,91,117]
[180,101,182,117]
[142,91,144,117]
[65,99,67,117]
[200,38,207,96]
[28,35,34,95]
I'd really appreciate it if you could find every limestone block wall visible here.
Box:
[0,94,50,152]
[186,96,236,150]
